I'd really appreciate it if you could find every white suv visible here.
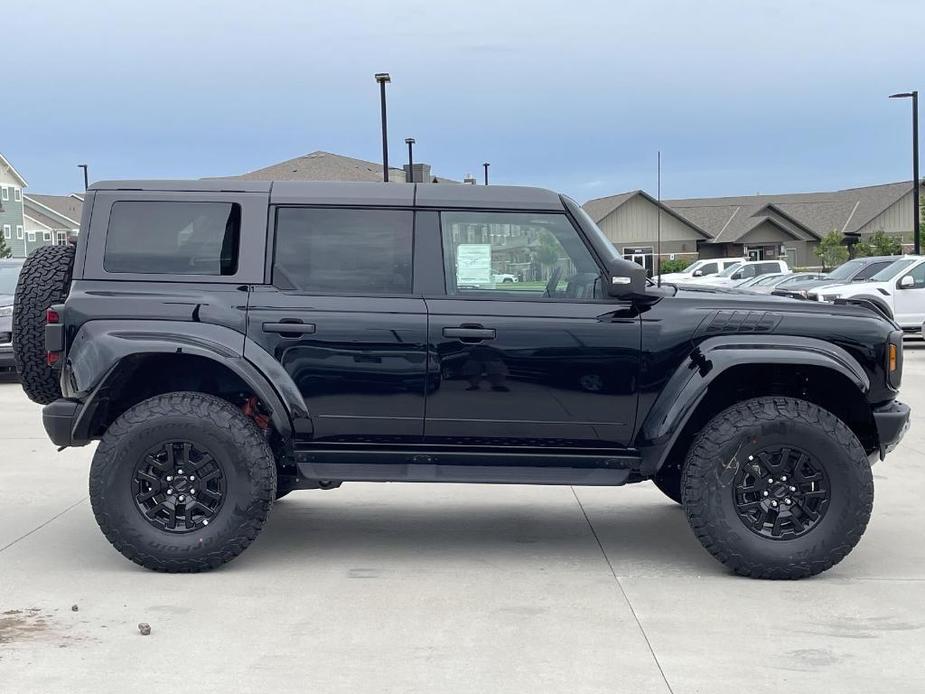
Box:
[809,256,924,329]
[658,258,743,283]
[682,259,790,287]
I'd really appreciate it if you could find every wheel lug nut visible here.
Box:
[167,488,173,494]
[179,495,185,502]
[785,498,792,505]
[177,469,184,475]
[166,476,173,482]
[771,500,778,507]
[789,486,796,492]
[189,475,195,481]
[768,478,774,484]
[781,476,788,482]
[190,489,196,495]
[763,491,769,497]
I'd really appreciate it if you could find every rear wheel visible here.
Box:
[89,392,276,572]
[682,397,873,579]
[12,245,75,404]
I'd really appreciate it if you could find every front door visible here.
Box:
[246,207,427,443]
[892,260,925,328]
[425,210,641,449]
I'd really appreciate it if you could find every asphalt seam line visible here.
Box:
[0,497,87,554]
[571,487,675,694]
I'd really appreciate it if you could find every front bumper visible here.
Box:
[873,400,911,459]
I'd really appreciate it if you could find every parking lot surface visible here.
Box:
[1,346,925,693]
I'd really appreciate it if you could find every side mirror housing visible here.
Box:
[692,269,703,277]
[899,275,915,289]
[604,258,647,298]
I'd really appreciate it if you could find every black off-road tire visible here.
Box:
[652,459,683,504]
[682,397,873,579]
[12,244,75,404]
[89,392,277,572]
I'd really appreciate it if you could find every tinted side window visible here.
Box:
[699,262,718,274]
[855,261,892,280]
[904,263,925,288]
[274,208,413,294]
[737,265,757,278]
[105,201,240,275]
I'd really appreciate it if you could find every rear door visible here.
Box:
[246,206,428,444]
[422,209,640,449]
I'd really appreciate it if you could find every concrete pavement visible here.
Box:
[1,347,924,693]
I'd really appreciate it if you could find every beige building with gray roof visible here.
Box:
[584,180,924,272]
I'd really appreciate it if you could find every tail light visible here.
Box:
[45,306,65,367]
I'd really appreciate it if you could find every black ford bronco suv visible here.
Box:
[12,180,910,578]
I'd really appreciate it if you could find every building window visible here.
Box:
[43,231,51,242]
[2,225,9,239]
[56,231,67,245]
[17,226,24,239]
[13,188,22,202]
[1,187,7,201]
[26,230,35,242]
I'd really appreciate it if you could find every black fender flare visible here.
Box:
[63,320,310,441]
[637,335,870,475]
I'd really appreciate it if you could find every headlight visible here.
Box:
[822,294,840,302]
[0,305,12,318]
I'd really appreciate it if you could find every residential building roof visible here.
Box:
[23,193,83,227]
[213,150,456,184]
[0,152,27,187]
[584,180,922,243]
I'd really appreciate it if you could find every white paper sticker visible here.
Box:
[456,244,493,285]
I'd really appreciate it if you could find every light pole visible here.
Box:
[483,162,490,185]
[374,73,391,182]
[78,164,89,191]
[405,138,415,182]
[890,91,919,254]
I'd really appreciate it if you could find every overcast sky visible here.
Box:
[5,0,924,201]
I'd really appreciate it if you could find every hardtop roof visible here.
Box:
[88,180,564,210]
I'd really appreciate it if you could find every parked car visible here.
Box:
[774,256,898,299]
[0,258,25,372]
[492,273,518,283]
[12,180,909,579]
[808,256,925,330]
[738,272,828,294]
[681,259,790,287]
[657,258,743,283]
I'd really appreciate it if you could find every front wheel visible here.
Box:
[89,392,277,572]
[682,397,873,579]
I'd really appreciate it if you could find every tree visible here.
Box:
[659,258,690,274]
[0,233,11,259]
[815,230,848,269]
[866,230,902,256]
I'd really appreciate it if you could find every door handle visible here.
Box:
[443,326,496,341]
[263,321,316,336]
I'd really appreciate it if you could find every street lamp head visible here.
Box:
[405,137,415,144]
[890,92,915,99]
[374,72,391,83]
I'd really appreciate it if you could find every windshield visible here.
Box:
[0,264,23,295]
[717,262,745,278]
[869,258,918,282]
[826,258,869,280]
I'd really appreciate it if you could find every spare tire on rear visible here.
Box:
[13,245,75,404]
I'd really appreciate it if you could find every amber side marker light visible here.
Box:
[889,343,898,373]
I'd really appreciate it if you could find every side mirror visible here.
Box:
[732,272,743,280]
[899,275,915,289]
[604,258,647,298]
[693,269,703,277]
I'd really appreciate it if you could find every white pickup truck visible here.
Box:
[808,255,925,330]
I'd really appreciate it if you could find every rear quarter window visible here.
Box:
[104,201,240,275]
